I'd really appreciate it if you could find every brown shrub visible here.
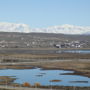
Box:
[50,79,61,82]
[34,82,41,87]
[22,82,31,87]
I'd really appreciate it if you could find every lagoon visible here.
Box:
[0,68,90,87]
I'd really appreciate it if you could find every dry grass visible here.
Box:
[0,76,16,85]
[22,82,31,87]
[50,80,61,82]
[0,53,90,60]
[20,60,90,77]
[34,82,41,87]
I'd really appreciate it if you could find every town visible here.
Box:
[0,32,89,49]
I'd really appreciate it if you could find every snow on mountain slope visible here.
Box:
[0,22,30,33]
[0,22,90,34]
[32,24,90,34]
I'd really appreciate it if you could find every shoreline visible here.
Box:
[0,60,90,77]
[0,48,90,89]
[0,60,90,89]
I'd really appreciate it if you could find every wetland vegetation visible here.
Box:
[0,48,90,90]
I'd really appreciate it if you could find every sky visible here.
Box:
[0,0,90,28]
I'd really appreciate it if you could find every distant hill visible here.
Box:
[0,32,89,48]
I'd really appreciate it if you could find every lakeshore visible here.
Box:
[0,48,90,90]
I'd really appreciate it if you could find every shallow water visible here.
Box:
[0,68,90,87]
[56,50,90,54]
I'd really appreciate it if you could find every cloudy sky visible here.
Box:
[0,0,90,28]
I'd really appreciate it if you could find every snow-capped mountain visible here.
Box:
[32,24,90,35]
[0,22,30,33]
[0,22,90,35]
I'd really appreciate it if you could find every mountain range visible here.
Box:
[0,22,90,35]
